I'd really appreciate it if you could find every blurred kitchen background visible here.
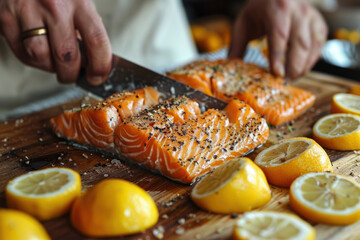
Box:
[182,0,360,80]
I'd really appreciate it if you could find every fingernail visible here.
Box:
[274,60,284,77]
[88,76,104,86]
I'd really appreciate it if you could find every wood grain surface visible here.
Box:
[0,72,360,240]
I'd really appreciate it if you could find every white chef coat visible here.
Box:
[0,0,197,116]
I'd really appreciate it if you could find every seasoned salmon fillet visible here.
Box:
[114,96,269,183]
[167,59,315,126]
[50,87,162,149]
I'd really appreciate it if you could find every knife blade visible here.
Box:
[76,54,227,110]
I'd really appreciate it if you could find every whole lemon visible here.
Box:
[71,179,159,237]
[0,208,50,240]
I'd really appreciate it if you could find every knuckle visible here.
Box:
[41,0,65,17]
[76,0,93,9]
[300,2,310,16]
[87,28,108,48]
[54,43,78,63]
[296,35,310,50]
[275,0,289,10]
[18,0,31,16]
[0,10,13,28]
[24,37,50,60]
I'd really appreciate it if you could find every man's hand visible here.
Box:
[0,0,112,85]
[229,0,328,80]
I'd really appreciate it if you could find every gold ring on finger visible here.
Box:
[21,27,48,40]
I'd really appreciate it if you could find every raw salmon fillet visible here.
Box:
[115,96,269,183]
[50,87,162,149]
[167,59,315,126]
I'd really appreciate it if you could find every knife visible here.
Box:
[76,54,227,110]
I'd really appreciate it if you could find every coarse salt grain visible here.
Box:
[178,218,185,225]
[175,228,185,235]
[152,226,165,239]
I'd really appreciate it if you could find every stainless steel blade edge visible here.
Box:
[77,54,227,110]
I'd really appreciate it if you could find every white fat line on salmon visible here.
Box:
[83,115,114,145]
[77,119,90,145]
[72,118,80,140]
[60,114,72,130]
[80,113,111,147]
[162,150,180,175]
[118,130,142,144]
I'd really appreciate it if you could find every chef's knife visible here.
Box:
[76,54,227,110]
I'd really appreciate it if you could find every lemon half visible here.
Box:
[191,157,271,214]
[290,172,360,225]
[331,93,360,116]
[6,167,81,220]
[233,211,315,240]
[254,137,332,187]
[313,113,360,150]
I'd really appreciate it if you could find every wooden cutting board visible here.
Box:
[0,72,360,240]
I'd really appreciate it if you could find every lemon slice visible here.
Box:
[191,157,271,214]
[71,179,159,237]
[290,172,360,225]
[6,167,81,220]
[233,211,315,240]
[254,137,332,187]
[313,113,360,150]
[331,93,360,116]
[0,209,50,240]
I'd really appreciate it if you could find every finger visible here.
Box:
[18,2,53,71]
[303,12,328,73]
[266,0,292,77]
[285,3,312,80]
[228,13,250,59]
[0,8,27,63]
[74,1,111,86]
[46,11,80,83]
